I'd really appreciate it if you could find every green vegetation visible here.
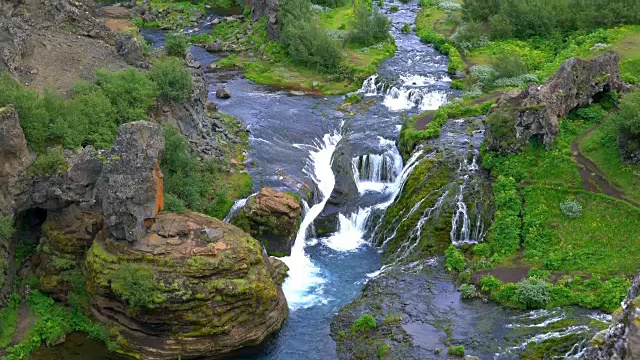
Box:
[148,57,193,102]
[398,99,493,157]
[161,122,252,220]
[444,244,465,272]
[448,345,465,356]
[459,284,477,299]
[110,263,156,308]
[209,2,396,94]
[164,32,190,57]
[0,293,20,348]
[27,147,69,177]
[351,313,377,333]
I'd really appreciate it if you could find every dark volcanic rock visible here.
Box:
[115,33,149,68]
[85,211,288,360]
[232,188,302,256]
[583,274,640,360]
[251,0,279,40]
[0,105,32,216]
[97,121,165,243]
[216,86,232,99]
[485,51,628,153]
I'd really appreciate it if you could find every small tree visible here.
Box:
[164,32,190,57]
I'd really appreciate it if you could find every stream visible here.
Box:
[33,1,610,359]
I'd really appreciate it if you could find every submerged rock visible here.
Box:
[485,51,628,153]
[232,188,302,256]
[85,211,288,360]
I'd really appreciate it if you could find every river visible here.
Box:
[33,1,610,359]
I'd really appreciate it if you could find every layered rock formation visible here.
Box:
[485,51,628,153]
[584,274,640,360]
[0,105,32,217]
[85,211,288,359]
[232,188,302,256]
[250,0,280,40]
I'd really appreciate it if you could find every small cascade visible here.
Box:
[322,207,373,251]
[223,192,257,223]
[280,131,342,310]
[351,137,403,194]
[450,155,488,246]
[358,73,450,112]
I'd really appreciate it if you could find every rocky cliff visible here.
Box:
[485,51,628,153]
[584,274,640,360]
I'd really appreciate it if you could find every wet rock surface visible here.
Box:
[232,188,302,256]
[486,51,628,153]
[85,211,288,360]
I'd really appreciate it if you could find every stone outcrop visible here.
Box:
[485,51,628,153]
[250,0,280,40]
[0,105,32,216]
[232,188,302,255]
[216,86,232,99]
[96,121,165,243]
[115,33,148,68]
[584,274,640,360]
[85,211,288,360]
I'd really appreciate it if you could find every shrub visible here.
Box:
[68,82,118,149]
[468,65,497,89]
[445,244,465,272]
[451,21,489,50]
[164,193,186,213]
[559,199,583,219]
[491,53,527,79]
[164,32,190,57]
[472,243,490,257]
[479,275,502,292]
[401,23,411,33]
[149,57,193,103]
[96,69,158,124]
[527,268,551,280]
[348,4,391,47]
[389,5,399,12]
[515,277,550,309]
[281,20,342,73]
[29,147,69,176]
[0,216,14,241]
[488,13,514,39]
[351,314,377,333]
[448,345,465,357]
[492,74,538,88]
[110,263,156,308]
[459,284,477,299]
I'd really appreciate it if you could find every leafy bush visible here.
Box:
[164,32,190,56]
[459,284,477,299]
[149,57,193,103]
[472,243,490,257]
[68,83,118,148]
[448,345,465,356]
[389,5,399,12]
[445,244,465,272]
[29,147,69,176]
[491,53,527,79]
[515,277,550,309]
[351,313,377,333]
[348,4,391,47]
[559,199,583,219]
[164,193,186,213]
[0,216,14,241]
[479,275,502,292]
[401,23,411,33]
[110,263,156,308]
[451,21,489,50]
[468,65,497,89]
[527,268,551,280]
[96,69,159,125]
[487,176,521,255]
[492,74,538,88]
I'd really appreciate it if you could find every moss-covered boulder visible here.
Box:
[85,211,288,360]
[232,188,302,256]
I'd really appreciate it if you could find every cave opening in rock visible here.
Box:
[13,207,47,267]
[591,84,612,105]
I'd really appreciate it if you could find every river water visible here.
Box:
[33,1,611,359]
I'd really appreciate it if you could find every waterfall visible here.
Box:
[279,131,342,310]
[450,155,488,246]
[322,207,372,251]
[351,137,403,194]
[223,192,258,223]
[358,73,450,112]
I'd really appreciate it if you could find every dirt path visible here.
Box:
[11,303,37,346]
[572,124,640,207]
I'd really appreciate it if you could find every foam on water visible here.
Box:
[279,131,342,310]
[322,207,373,251]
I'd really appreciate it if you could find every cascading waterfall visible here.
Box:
[351,137,403,194]
[359,73,450,112]
[279,131,342,310]
[223,192,258,223]
[450,154,488,246]
[322,207,373,251]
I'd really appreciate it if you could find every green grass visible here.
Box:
[0,293,20,348]
[212,7,396,94]
[579,119,640,205]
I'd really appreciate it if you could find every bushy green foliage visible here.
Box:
[311,0,348,8]
[164,32,190,56]
[445,244,465,272]
[448,345,465,356]
[0,216,14,241]
[389,5,398,12]
[149,57,193,103]
[401,23,411,33]
[451,21,489,50]
[491,53,527,79]
[559,199,583,219]
[110,263,156,308]
[487,176,521,256]
[485,109,517,151]
[164,193,186,213]
[279,0,343,73]
[462,0,640,40]
[515,277,551,309]
[459,284,477,299]
[347,4,391,47]
[351,313,377,333]
[0,293,20,348]
[614,89,640,145]
[96,68,159,125]
[28,146,69,176]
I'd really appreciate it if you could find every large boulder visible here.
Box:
[583,274,640,360]
[85,211,288,360]
[232,188,302,256]
[97,121,165,243]
[0,105,32,216]
[485,51,628,153]
[250,0,279,40]
[115,33,148,68]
